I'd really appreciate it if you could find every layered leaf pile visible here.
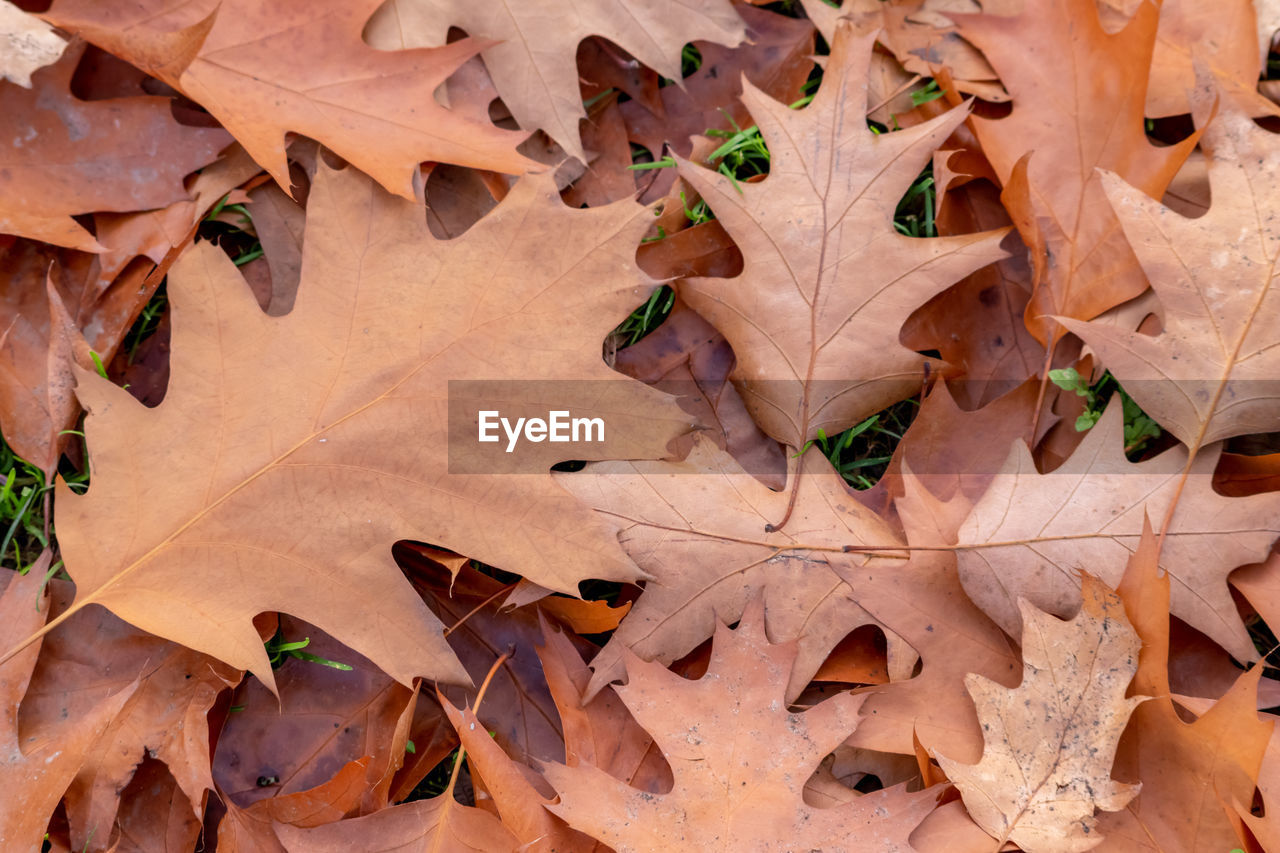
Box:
[2,0,1280,850]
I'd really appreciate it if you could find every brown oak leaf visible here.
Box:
[543,598,944,851]
[15,162,693,692]
[0,558,137,850]
[0,41,228,252]
[1097,522,1274,852]
[956,400,1277,662]
[19,579,241,852]
[1061,102,1280,450]
[954,0,1199,342]
[43,0,535,198]
[558,436,905,703]
[674,22,1008,451]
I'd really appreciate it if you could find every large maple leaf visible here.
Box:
[1061,103,1280,450]
[673,22,1008,452]
[542,599,944,851]
[7,163,693,691]
[0,42,229,252]
[936,573,1145,853]
[365,0,745,163]
[43,0,535,198]
[956,401,1277,662]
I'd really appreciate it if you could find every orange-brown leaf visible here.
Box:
[44,0,536,197]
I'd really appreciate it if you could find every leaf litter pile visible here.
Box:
[5,0,1280,850]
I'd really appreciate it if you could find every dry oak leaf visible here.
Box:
[1060,103,1280,450]
[542,598,942,851]
[1108,0,1280,119]
[935,573,1145,853]
[1096,522,1273,852]
[0,0,66,87]
[0,559,138,851]
[0,145,264,474]
[558,435,906,703]
[20,578,241,852]
[954,0,1199,342]
[898,171,1043,410]
[27,162,693,692]
[365,0,744,163]
[844,471,1020,764]
[675,22,1009,450]
[956,400,1276,663]
[0,40,229,252]
[0,251,97,474]
[43,0,535,198]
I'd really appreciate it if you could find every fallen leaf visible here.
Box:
[112,758,203,853]
[875,379,1044,510]
[675,22,1008,450]
[44,0,536,197]
[558,436,904,703]
[577,36,664,120]
[899,172,1043,409]
[272,683,520,852]
[543,598,943,850]
[1097,521,1274,851]
[18,579,241,852]
[620,3,814,164]
[955,0,1199,342]
[805,0,1010,103]
[936,573,1145,853]
[273,782,518,852]
[956,400,1276,662]
[1061,101,1280,450]
[0,41,229,252]
[245,183,305,316]
[210,616,415,817]
[442,696,595,851]
[216,757,372,852]
[397,546,578,766]
[0,558,138,851]
[537,614,671,795]
[25,162,694,692]
[1121,0,1280,119]
[562,94,638,208]
[845,472,1020,764]
[365,0,745,162]
[610,297,784,487]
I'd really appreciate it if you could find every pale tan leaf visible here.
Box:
[936,574,1145,853]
